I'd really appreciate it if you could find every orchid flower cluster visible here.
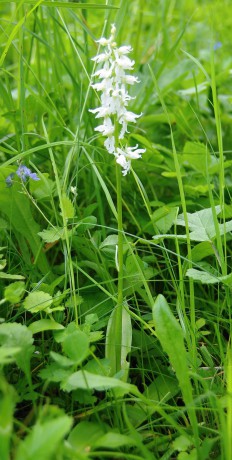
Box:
[90,24,145,176]
[6,165,40,187]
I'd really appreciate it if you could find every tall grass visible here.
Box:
[0,1,232,459]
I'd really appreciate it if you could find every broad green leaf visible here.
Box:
[0,323,34,376]
[106,304,132,379]
[124,253,155,294]
[39,364,71,382]
[152,295,193,407]
[0,168,50,274]
[94,432,135,449]
[60,194,75,219]
[38,227,65,243]
[0,377,18,460]
[173,435,193,452]
[100,234,118,250]
[176,206,232,242]
[153,206,232,243]
[184,184,212,197]
[76,216,97,233]
[145,374,179,404]
[29,319,64,334]
[0,259,6,270]
[62,331,89,364]
[4,281,25,304]
[186,268,232,286]
[23,291,53,314]
[191,242,214,262]
[50,351,74,367]
[30,173,54,200]
[152,206,179,233]
[182,141,212,175]
[67,422,105,454]
[62,370,136,394]
[0,347,21,365]
[15,411,72,460]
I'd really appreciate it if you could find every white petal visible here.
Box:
[116,155,131,175]
[122,111,141,123]
[92,52,110,63]
[122,75,140,85]
[96,37,110,46]
[95,118,114,136]
[104,136,115,154]
[117,45,133,55]
[119,120,128,139]
[89,106,111,118]
[93,68,112,79]
[116,55,135,69]
[91,82,105,91]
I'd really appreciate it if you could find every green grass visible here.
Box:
[1,0,232,459]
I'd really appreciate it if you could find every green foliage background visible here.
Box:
[1,1,232,459]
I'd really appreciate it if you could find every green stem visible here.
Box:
[112,118,124,375]
[115,162,124,374]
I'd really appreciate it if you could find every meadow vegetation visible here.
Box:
[1,1,232,458]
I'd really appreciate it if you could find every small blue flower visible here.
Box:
[6,165,40,187]
[16,165,40,182]
[16,165,32,182]
[214,41,222,51]
[5,173,15,188]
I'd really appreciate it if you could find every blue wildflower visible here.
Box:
[5,173,15,188]
[16,165,40,182]
[16,165,32,182]
[5,165,40,187]
[214,41,222,51]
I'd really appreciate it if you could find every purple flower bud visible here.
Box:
[5,173,15,188]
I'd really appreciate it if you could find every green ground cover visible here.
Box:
[1,0,232,458]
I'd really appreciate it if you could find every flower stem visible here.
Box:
[114,119,124,374]
[115,162,124,374]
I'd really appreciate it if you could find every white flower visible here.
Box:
[119,145,145,159]
[116,154,130,176]
[90,24,145,175]
[116,145,146,175]
[70,186,77,195]
[95,117,114,136]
